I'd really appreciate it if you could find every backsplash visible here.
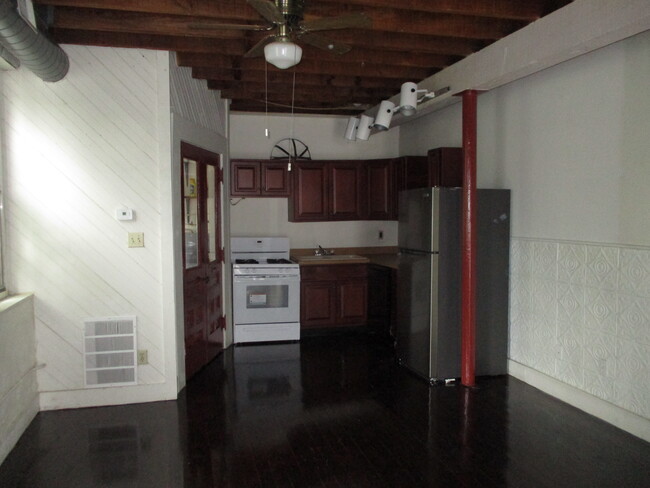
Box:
[509,237,650,420]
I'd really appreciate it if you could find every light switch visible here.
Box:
[128,232,144,248]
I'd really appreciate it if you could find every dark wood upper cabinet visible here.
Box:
[231,159,290,197]
[366,159,393,220]
[392,156,428,219]
[261,161,291,196]
[329,160,364,220]
[428,147,463,187]
[288,161,329,221]
[231,160,260,196]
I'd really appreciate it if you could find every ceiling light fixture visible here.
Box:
[395,82,447,116]
[344,117,360,141]
[372,100,395,131]
[356,115,374,141]
[264,37,303,69]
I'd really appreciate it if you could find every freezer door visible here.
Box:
[396,251,437,379]
[398,188,439,252]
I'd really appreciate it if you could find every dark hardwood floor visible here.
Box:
[1,333,649,487]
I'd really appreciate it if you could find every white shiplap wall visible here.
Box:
[2,46,173,408]
[170,52,227,137]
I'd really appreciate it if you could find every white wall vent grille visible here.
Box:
[83,316,137,388]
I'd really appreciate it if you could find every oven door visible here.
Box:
[233,274,300,325]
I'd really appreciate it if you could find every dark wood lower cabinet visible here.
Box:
[301,282,336,327]
[367,264,396,338]
[300,264,368,329]
[338,280,367,324]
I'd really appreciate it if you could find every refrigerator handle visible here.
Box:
[399,249,439,256]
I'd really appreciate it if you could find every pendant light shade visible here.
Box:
[264,39,303,69]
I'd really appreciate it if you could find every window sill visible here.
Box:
[0,293,34,314]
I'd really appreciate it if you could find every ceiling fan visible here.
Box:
[190,0,371,69]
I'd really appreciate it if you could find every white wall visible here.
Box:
[1,46,177,409]
[229,113,402,248]
[0,294,37,465]
[400,30,650,437]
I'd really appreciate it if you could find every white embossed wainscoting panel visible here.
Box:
[509,238,650,420]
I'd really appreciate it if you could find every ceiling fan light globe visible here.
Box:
[264,40,303,69]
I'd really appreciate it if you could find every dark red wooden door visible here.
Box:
[181,142,224,380]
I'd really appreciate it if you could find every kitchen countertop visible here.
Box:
[290,247,399,269]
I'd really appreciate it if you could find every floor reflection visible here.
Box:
[2,333,650,487]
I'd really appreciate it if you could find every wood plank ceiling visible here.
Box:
[34,0,574,115]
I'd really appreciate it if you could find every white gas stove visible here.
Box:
[231,237,300,344]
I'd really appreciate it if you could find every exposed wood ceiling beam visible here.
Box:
[182,57,435,80]
[36,0,574,115]
[194,69,403,90]
[176,50,457,70]
[51,7,523,41]
[36,0,553,21]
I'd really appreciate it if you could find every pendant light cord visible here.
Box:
[290,68,296,141]
[265,58,269,138]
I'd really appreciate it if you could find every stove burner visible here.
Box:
[267,258,292,264]
[235,259,259,264]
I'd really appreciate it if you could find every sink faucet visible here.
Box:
[315,245,334,256]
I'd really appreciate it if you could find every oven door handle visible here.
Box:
[234,275,300,281]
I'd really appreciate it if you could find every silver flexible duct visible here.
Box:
[0,0,68,82]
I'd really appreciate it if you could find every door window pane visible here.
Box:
[183,158,198,269]
[206,165,217,263]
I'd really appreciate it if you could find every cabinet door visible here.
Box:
[366,159,393,220]
[367,264,392,336]
[289,161,329,221]
[330,161,363,220]
[231,160,260,196]
[428,147,463,187]
[337,280,368,325]
[262,161,290,196]
[301,281,336,328]
[403,156,429,190]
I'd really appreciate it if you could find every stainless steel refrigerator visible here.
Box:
[396,187,510,383]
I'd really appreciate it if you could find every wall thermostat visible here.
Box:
[116,207,134,221]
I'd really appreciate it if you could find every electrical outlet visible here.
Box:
[128,232,144,248]
[137,350,148,365]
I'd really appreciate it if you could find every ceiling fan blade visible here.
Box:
[188,21,269,31]
[300,12,371,32]
[247,0,285,24]
[300,32,350,55]
[244,35,275,58]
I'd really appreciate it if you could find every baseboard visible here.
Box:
[38,381,178,411]
[508,360,650,443]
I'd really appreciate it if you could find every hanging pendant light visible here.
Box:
[264,26,302,70]
[264,38,302,69]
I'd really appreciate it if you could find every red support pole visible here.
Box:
[460,90,478,387]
